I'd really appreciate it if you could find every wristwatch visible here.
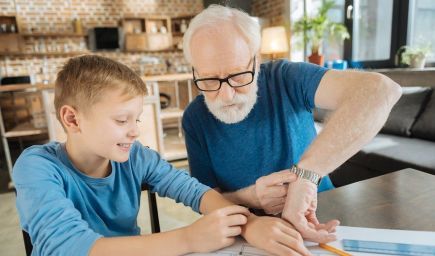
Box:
[290,165,322,186]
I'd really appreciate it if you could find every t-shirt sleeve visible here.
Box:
[282,61,328,111]
[134,142,211,213]
[12,153,102,256]
[182,108,219,189]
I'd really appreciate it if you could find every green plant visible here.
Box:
[399,44,432,65]
[293,0,350,54]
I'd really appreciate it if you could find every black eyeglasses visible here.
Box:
[192,56,256,92]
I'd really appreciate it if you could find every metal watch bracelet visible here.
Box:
[290,165,322,186]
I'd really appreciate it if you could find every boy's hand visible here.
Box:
[242,215,312,256]
[184,205,250,253]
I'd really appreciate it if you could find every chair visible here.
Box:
[21,186,160,256]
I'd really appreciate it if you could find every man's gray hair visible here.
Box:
[183,4,261,64]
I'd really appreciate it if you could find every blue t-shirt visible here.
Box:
[13,141,210,256]
[182,60,333,193]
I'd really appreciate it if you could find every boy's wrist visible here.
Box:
[180,226,195,253]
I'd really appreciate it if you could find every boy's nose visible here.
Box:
[128,124,140,139]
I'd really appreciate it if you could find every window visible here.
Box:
[343,0,434,68]
[407,0,435,62]
[290,0,434,68]
[351,0,394,61]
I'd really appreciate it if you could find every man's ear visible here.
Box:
[59,105,81,133]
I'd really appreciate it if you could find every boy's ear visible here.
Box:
[59,105,81,133]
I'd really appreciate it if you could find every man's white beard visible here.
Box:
[204,82,258,124]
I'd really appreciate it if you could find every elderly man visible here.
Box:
[182,4,401,251]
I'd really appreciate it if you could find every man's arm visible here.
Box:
[282,70,402,243]
[300,70,402,174]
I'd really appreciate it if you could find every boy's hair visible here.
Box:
[54,55,147,122]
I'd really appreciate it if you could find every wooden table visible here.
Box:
[317,168,435,231]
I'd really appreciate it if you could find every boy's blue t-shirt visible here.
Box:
[13,141,210,256]
[183,60,333,192]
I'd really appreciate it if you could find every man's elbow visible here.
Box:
[373,73,402,108]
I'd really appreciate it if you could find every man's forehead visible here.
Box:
[191,25,251,76]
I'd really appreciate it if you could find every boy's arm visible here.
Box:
[90,189,250,256]
[89,230,190,256]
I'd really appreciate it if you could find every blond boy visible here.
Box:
[13,55,309,256]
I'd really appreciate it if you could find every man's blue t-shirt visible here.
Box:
[13,141,210,256]
[182,60,333,193]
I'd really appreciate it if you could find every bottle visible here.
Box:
[180,20,187,33]
[73,18,83,35]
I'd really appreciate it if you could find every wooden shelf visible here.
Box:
[124,48,179,53]
[162,129,187,161]
[142,73,192,82]
[161,108,184,119]
[21,32,86,37]
[0,51,90,57]
[0,83,53,93]
[4,122,47,138]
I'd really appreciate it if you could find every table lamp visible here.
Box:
[260,26,289,60]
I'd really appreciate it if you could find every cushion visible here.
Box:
[411,90,435,141]
[381,87,432,136]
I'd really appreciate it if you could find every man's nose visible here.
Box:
[218,82,235,102]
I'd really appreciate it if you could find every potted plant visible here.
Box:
[399,44,432,69]
[293,0,350,66]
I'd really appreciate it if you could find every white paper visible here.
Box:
[188,226,435,256]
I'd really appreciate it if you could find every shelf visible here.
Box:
[0,51,90,57]
[162,129,187,161]
[142,73,192,82]
[21,32,86,37]
[124,48,179,53]
[4,122,47,138]
[0,83,53,93]
[161,108,184,119]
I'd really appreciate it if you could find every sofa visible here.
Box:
[315,69,435,187]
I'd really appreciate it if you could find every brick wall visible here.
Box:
[0,0,203,82]
[252,0,287,26]
[252,0,290,59]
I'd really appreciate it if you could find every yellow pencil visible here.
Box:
[319,243,353,256]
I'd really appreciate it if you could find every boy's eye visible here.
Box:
[116,120,128,124]
[136,119,141,123]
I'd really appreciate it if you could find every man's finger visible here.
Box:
[266,185,288,198]
[292,213,337,243]
[264,170,297,186]
[297,223,337,243]
[305,210,320,226]
[264,202,285,215]
[315,219,340,232]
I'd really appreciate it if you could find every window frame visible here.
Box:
[343,0,434,68]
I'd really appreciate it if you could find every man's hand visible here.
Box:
[281,179,339,243]
[253,170,297,214]
[184,205,250,253]
[242,215,312,256]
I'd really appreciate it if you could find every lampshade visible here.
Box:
[260,26,289,54]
